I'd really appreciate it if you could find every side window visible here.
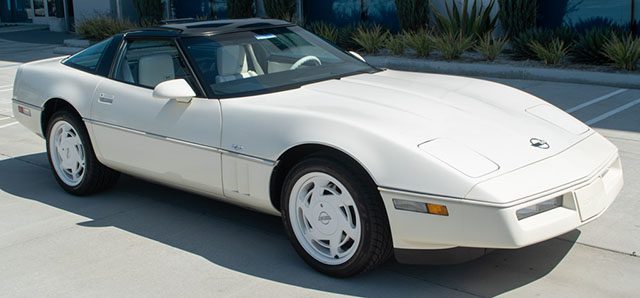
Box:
[114,39,195,89]
[63,37,112,73]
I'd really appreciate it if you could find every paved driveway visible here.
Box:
[0,35,638,297]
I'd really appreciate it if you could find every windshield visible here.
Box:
[181,26,377,97]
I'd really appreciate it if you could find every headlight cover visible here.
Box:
[526,104,589,135]
[418,139,499,178]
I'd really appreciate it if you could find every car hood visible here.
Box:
[299,70,591,178]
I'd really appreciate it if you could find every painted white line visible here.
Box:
[586,97,640,125]
[0,88,12,92]
[565,89,628,113]
[0,85,12,89]
[0,121,18,129]
[0,116,11,121]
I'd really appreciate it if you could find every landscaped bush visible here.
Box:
[432,31,475,60]
[497,0,537,38]
[475,33,507,61]
[512,27,576,60]
[529,38,570,65]
[310,22,339,43]
[227,0,254,18]
[385,34,406,56]
[76,17,135,41]
[603,34,640,71]
[352,25,389,55]
[404,30,433,57]
[337,25,359,50]
[395,0,429,32]
[433,0,497,38]
[264,0,296,21]
[573,27,623,64]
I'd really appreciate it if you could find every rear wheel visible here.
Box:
[281,156,392,277]
[46,110,119,195]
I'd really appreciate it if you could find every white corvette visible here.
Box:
[12,19,623,277]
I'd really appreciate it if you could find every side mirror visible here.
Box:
[349,51,366,62]
[153,79,196,103]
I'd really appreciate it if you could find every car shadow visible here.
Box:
[0,153,580,297]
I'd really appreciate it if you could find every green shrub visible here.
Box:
[352,25,389,55]
[512,27,577,60]
[497,0,537,38]
[433,0,497,38]
[336,25,359,50]
[385,34,406,55]
[432,31,475,60]
[264,0,296,21]
[227,0,254,18]
[603,34,640,71]
[404,30,433,57]
[573,27,624,64]
[395,0,429,32]
[76,17,135,41]
[475,33,507,61]
[310,22,339,43]
[529,38,570,65]
[133,0,163,23]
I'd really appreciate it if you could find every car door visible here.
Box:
[88,37,224,196]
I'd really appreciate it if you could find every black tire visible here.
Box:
[281,154,392,277]
[45,110,119,195]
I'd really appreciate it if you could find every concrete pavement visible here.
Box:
[0,35,639,297]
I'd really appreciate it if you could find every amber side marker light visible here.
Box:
[392,199,449,216]
[426,203,449,216]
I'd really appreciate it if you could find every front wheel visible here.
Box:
[46,110,119,195]
[281,156,392,277]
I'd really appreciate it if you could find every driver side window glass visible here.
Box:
[114,39,195,89]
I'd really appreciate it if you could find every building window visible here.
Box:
[33,0,45,16]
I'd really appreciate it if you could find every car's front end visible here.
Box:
[381,131,623,263]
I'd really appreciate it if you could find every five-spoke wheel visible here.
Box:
[281,155,392,277]
[46,110,119,195]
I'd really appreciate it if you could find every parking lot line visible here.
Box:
[0,116,11,121]
[0,121,18,129]
[565,89,628,113]
[586,97,640,125]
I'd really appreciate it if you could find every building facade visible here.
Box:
[1,0,638,33]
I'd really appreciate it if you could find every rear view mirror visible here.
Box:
[153,79,196,103]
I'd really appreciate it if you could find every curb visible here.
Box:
[53,46,84,55]
[365,55,640,89]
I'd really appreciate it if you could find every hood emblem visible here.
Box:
[530,138,550,149]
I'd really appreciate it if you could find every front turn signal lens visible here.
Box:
[393,199,449,216]
[426,203,449,216]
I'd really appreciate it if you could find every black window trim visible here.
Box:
[62,36,121,77]
[107,34,207,98]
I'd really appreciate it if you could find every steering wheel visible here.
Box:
[290,55,322,70]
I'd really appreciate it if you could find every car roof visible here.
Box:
[123,18,293,38]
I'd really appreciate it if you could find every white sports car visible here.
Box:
[12,19,623,277]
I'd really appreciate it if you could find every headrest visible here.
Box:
[217,45,248,76]
[138,54,175,87]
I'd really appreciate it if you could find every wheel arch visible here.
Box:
[41,98,83,136]
[269,143,379,212]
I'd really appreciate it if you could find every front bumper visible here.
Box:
[380,133,623,251]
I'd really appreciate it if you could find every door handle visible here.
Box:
[98,93,115,104]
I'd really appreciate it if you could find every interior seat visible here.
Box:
[138,54,175,87]
[216,45,257,83]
